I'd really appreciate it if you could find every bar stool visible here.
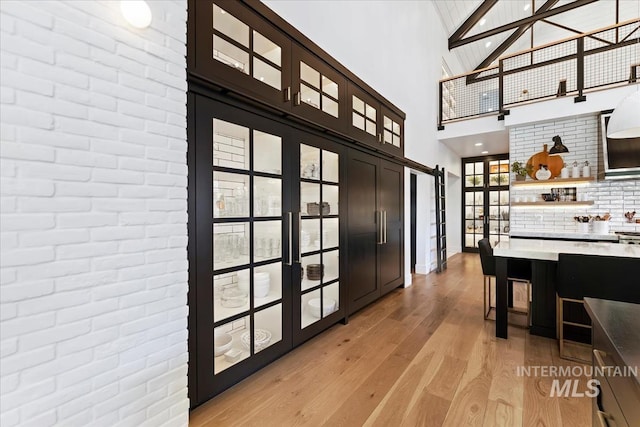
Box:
[478,238,532,327]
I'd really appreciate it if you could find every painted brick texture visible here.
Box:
[509,114,640,234]
[0,1,188,426]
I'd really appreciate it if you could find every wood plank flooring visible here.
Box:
[190,253,592,427]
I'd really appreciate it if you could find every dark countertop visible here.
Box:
[584,297,640,386]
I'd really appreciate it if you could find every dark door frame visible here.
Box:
[410,173,417,273]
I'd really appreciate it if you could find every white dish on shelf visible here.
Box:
[254,272,269,281]
[254,279,270,298]
[220,288,248,308]
[224,348,243,363]
[307,298,337,318]
[214,332,233,356]
[241,329,272,352]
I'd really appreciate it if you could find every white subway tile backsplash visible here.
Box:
[510,114,640,234]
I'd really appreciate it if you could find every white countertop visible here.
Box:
[509,230,619,242]
[494,238,640,261]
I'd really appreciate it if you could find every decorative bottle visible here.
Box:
[571,161,580,178]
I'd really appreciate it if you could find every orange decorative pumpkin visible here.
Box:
[526,143,564,179]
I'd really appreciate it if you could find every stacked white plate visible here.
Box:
[237,271,270,297]
[253,272,270,298]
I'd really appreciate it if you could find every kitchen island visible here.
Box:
[492,238,640,339]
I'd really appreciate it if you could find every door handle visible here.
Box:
[297,212,302,263]
[383,210,387,244]
[377,211,383,245]
[284,87,291,102]
[285,212,293,266]
[294,92,301,106]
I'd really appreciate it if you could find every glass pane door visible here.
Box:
[464,160,485,249]
[298,143,341,331]
[462,155,509,252]
[212,118,285,375]
[487,159,510,247]
[464,190,484,249]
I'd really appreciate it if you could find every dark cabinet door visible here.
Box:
[347,150,404,315]
[291,132,347,346]
[192,0,292,111]
[190,94,294,405]
[347,150,380,314]
[379,159,404,294]
[190,94,350,405]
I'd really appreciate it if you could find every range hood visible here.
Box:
[601,112,640,180]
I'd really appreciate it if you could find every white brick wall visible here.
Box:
[0,1,188,426]
[509,115,640,234]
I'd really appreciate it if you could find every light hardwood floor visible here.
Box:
[190,253,592,427]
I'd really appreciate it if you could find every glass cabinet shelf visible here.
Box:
[211,114,285,380]
[300,281,339,329]
[298,143,341,331]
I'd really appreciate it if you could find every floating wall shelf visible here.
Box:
[511,177,595,187]
[511,201,595,207]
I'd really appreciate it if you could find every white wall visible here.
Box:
[446,172,462,255]
[264,0,462,278]
[0,1,189,426]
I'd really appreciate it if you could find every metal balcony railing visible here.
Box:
[438,19,640,129]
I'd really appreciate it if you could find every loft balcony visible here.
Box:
[438,19,639,133]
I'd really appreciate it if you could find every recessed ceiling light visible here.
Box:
[479,18,486,26]
[524,3,530,11]
[475,142,483,146]
[481,151,489,154]
[485,41,492,48]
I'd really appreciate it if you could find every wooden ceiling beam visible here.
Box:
[450,0,599,49]
[470,0,558,75]
[448,0,499,50]
[541,19,614,45]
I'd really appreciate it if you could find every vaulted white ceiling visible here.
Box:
[434,0,640,74]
